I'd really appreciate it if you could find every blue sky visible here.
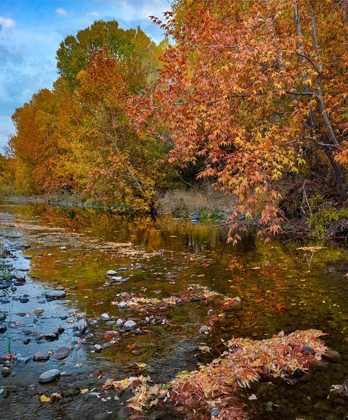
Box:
[0,0,170,150]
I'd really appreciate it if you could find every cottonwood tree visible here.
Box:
[140,0,348,241]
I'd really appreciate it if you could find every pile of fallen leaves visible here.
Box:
[123,284,238,312]
[105,329,326,419]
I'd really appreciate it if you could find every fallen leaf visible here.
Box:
[40,395,50,402]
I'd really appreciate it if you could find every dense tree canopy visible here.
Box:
[56,20,163,93]
[138,0,348,240]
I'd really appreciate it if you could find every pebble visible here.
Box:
[94,344,102,353]
[100,313,111,321]
[135,328,144,335]
[211,408,221,418]
[123,320,137,331]
[107,270,117,276]
[38,369,60,384]
[116,319,124,328]
[0,313,6,321]
[23,338,31,345]
[0,324,7,334]
[118,302,128,309]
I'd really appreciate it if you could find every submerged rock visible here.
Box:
[38,369,60,384]
[2,367,11,377]
[323,349,342,363]
[77,319,88,333]
[0,324,7,334]
[52,347,72,360]
[14,271,26,281]
[46,289,66,299]
[33,351,50,362]
[6,231,22,239]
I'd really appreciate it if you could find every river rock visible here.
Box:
[32,308,44,315]
[59,246,67,251]
[199,326,210,334]
[116,319,123,328]
[0,313,6,321]
[52,347,72,360]
[0,324,7,334]
[33,351,50,362]
[100,313,111,321]
[2,367,11,377]
[20,297,29,303]
[39,332,59,342]
[38,369,60,384]
[94,344,102,353]
[77,319,87,333]
[211,408,221,419]
[118,302,127,309]
[6,231,22,239]
[14,271,26,281]
[23,338,31,345]
[46,289,66,299]
[303,345,315,355]
[0,283,10,290]
[323,349,342,363]
[16,355,30,364]
[123,320,137,331]
[107,270,117,276]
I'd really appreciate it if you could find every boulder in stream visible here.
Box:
[38,369,60,384]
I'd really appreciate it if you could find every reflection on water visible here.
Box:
[0,202,348,419]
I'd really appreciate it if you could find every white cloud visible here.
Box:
[87,12,100,17]
[0,16,15,28]
[56,8,69,17]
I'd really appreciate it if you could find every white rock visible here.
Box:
[123,320,137,331]
[100,313,111,321]
[107,270,117,276]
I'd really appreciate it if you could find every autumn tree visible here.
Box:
[56,20,165,93]
[9,82,75,195]
[142,0,348,240]
[65,47,169,211]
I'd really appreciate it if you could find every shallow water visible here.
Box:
[0,203,348,419]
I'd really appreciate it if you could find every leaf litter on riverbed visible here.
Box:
[104,329,327,419]
[118,284,240,312]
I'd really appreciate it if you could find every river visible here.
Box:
[0,202,348,419]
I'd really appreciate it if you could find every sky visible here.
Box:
[0,0,171,150]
